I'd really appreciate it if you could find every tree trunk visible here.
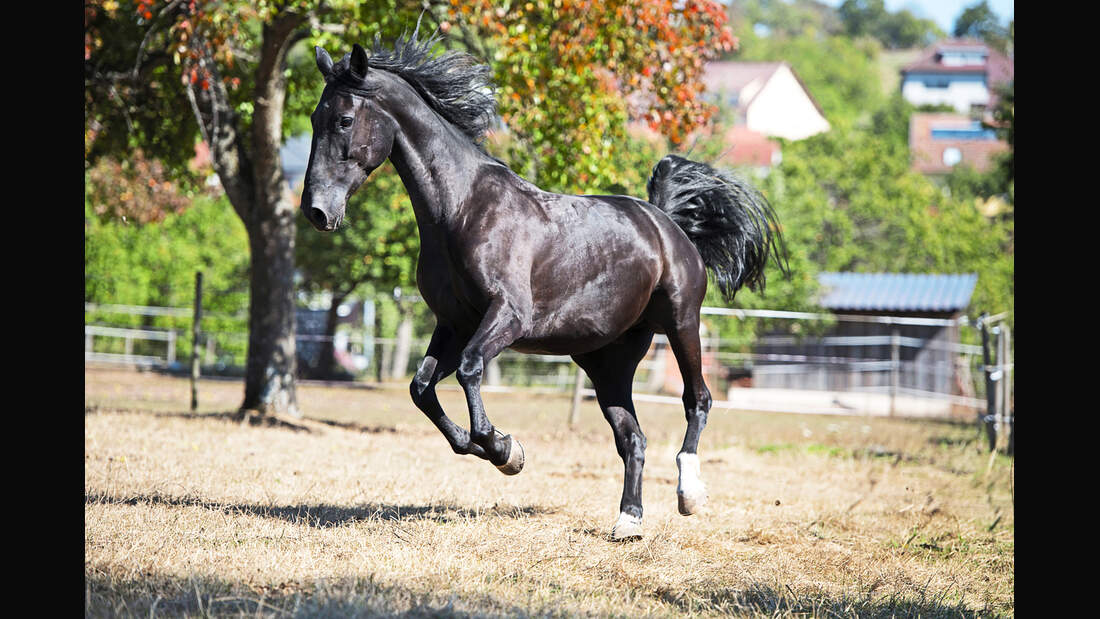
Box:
[235,12,309,416]
[241,202,300,416]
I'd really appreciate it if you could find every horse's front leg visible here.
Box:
[410,324,491,460]
[456,302,526,475]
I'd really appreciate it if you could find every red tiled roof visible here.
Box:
[714,126,780,168]
[908,112,1008,175]
[901,38,1013,85]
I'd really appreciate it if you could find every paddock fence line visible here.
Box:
[85,301,1011,426]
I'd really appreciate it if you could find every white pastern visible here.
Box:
[676,452,708,515]
[612,512,643,540]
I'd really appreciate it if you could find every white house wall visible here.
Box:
[901,72,988,113]
[744,65,830,141]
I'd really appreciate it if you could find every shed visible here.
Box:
[752,273,977,396]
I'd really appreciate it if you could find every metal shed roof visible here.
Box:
[817,272,977,312]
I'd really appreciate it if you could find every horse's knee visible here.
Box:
[456,354,483,387]
[409,374,432,408]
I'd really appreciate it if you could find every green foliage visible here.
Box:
[953,1,1012,53]
[836,0,943,49]
[757,124,1013,323]
[85,186,251,362]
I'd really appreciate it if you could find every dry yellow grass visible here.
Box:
[85,367,1013,617]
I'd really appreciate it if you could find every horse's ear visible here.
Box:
[316,46,334,80]
[349,43,369,79]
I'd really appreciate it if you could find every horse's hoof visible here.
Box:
[612,512,643,541]
[677,489,708,516]
[676,452,708,516]
[495,434,525,475]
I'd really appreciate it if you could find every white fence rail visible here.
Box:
[85,302,1010,422]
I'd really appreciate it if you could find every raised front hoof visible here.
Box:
[494,434,525,476]
[611,512,643,541]
[677,489,708,516]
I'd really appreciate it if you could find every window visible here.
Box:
[931,121,996,141]
[942,147,962,166]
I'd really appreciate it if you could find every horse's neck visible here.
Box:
[381,82,493,228]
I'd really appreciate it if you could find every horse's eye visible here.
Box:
[339,116,354,129]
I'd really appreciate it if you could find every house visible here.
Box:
[899,38,1013,116]
[701,61,831,141]
[752,272,978,399]
[908,112,1008,175]
[713,125,782,169]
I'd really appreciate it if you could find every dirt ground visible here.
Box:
[85,366,1013,617]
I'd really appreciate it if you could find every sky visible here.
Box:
[821,0,1014,34]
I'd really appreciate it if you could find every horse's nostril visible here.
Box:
[309,207,329,228]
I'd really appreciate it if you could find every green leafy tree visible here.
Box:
[85,0,432,416]
[85,184,251,364]
[439,0,737,194]
[758,125,1014,326]
[729,0,845,40]
[836,0,942,48]
[953,1,1011,53]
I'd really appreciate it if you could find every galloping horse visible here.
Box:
[300,30,789,540]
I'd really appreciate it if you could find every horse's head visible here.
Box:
[300,44,397,232]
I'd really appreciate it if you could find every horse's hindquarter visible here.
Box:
[510,194,669,354]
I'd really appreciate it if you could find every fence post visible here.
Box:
[889,326,900,417]
[999,323,1011,453]
[978,315,998,452]
[569,366,585,429]
[191,271,203,411]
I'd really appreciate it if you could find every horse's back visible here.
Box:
[506,192,705,354]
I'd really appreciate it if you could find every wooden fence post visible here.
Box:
[569,366,585,429]
[999,323,1011,453]
[191,271,203,411]
[889,326,900,417]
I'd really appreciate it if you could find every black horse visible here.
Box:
[301,31,788,540]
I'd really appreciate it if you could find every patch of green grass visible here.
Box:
[754,443,798,454]
[805,443,849,458]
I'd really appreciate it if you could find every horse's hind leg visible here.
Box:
[410,324,491,461]
[662,313,712,516]
[572,327,655,540]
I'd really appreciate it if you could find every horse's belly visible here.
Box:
[509,333,623,356]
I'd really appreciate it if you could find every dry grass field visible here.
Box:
[85,366,1013,617]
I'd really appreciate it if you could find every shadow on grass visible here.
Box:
[85,491,554,528]
[84,570,1008,618]
[85,406,402,435]
[653,581,1008,619]
[85,571,547,618]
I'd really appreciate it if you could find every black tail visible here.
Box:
[646,154,790,302]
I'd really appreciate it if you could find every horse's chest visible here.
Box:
[415,243,491,330]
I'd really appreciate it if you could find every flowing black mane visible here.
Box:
[330,29,498,146]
